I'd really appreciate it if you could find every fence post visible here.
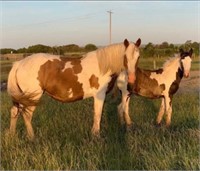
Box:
[153,60,156,69]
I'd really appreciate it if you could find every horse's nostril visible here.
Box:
[127,83,134,92]
[184,73,190,78]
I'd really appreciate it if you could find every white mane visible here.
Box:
[163,54,180,70]
[96,43,127,75]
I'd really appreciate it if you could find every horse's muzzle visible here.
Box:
[184,71,190,78]
[128,72,136,84]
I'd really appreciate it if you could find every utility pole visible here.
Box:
[107,10,113,45]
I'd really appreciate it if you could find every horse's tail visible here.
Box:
[7,61,39,107]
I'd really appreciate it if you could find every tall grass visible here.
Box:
[1,91,199,170]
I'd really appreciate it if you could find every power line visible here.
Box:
[2,11,103,30]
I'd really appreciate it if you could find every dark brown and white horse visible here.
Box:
[117,48,193,128]
[7,38,141,140]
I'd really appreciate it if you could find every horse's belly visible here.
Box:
[134,86,163,99]
[46,90,84,103]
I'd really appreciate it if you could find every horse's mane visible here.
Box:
[96,43,126,75]
[163,54,180,70]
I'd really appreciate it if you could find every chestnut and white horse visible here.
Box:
[7,38,141,140]
[117,48,193,128]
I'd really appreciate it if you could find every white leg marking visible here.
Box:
[9,105,20,135]
[91,92,106,136]
[22,106,36,141]
[123,96,132,126]
[165,96,172,127]
[156,97,165,125]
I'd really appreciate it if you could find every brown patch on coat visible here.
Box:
[106,74,118,94]
[89,74,100,89]
[132,68,165,99]
[37,58,84,102]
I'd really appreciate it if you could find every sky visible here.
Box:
[0,1,199,49]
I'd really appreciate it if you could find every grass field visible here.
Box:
[1,91,199,170]
[0,54,199,170]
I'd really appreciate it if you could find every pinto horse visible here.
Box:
[7,38,141,140]
[117,48,193,128]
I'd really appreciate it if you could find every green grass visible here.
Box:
[1,91,199,170]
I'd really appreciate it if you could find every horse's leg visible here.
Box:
[117,102,124,125]
[156,97,166,126]
[118,91,132,128]
[9,103,21,136]
[165,96,172,127]
[91,93,106,137]
[123,96,132,127]
[22,106,36,141]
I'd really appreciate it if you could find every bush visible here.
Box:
[0,48,16,54]
[26,44,53,53]
[84,44,97,52]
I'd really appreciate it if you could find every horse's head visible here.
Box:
[180,48,193,78]
[124,38,141,89]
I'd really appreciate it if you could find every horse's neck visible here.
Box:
[163,57,181,73]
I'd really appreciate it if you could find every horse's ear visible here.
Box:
[179,48,184,54]
[189,48,193,57]
[124,39,129,48]
[135,38,141,47]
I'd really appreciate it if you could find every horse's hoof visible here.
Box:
[91,133,104,143]
[27,136,35,142]
[155,123,162,128]
[91,129,100,138]
[126,123,134,132]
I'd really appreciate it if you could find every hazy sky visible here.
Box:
[1,1,199,49]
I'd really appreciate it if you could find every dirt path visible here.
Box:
[178,70,199,94]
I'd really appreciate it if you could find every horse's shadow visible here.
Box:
[95,94,132,169]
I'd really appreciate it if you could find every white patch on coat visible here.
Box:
[149,57,181,96]
[61,62,73,72]
[76,51,112,99]
[68,88,73,98]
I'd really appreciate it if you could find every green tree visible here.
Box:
[61,44,83,52]
[0,48,16,54]
[17,47,27,53]
[26,44,53,53]
[160,41,169,48]
[142,42,155,57]
[84,44,97,52]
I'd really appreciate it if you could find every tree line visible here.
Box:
[141,41,199,58]
[0,44,98,55]
[0,41,199,57]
